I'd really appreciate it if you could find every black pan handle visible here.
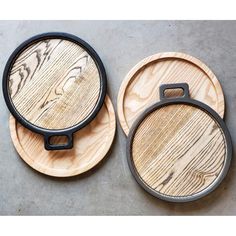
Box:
[159,83,190,100]
[44,132,73,151]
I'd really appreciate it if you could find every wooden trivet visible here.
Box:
[118,52,225,135]
[9,96,115,177]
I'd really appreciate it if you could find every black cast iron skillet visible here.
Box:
[2,32,107,150]
[127,83,232,202]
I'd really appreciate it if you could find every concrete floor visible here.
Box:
[1,21,236,215]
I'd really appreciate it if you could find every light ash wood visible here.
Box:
[131,104,227,197]
[9,96,116,177]
[117,52,225,135]
[9,39,101,130]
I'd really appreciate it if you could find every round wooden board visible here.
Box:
[128,102,231,202]
[8,36,102,130]
[118,52,225,135]
[9,96,116,177]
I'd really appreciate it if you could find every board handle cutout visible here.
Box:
[159,83,190,100]
[44,133,73,151]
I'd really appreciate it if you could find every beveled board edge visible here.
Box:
[117,52,225,136]
[9,95,116,177]
[126,98,232,202]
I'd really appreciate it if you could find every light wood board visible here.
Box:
[9,38,101,130]
[9,96,116,177]
[131,104,227,197]
[117,52,225,135]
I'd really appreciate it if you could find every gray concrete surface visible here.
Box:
[1,21,236,215]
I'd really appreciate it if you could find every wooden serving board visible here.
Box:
[9,96,116,177]
[9,38,101,130]
[129,103,228,200]
[117,52,225,135]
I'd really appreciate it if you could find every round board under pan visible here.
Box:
[127,84,231,202]
[117,52,225,135]
[9,96,116,177]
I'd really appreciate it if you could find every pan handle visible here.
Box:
[159,83,190,100]
[44,132,73,151]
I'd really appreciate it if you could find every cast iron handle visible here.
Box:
[44,133,73,151]
[159,83,190,100]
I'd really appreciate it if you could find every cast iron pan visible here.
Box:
[127,83,232,202]
[2,32,107,150]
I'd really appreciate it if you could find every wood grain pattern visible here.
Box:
[9,96,116,177]
[9,39,101,130]
[117,52,225,135]
[131,104,227,197]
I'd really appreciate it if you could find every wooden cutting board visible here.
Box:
[8,37,101,130]
[127,99,231,202]
[118,52,225,135]
[9,96,116,177]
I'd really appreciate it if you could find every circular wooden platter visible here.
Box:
[118,52,225,135]
[127,95,231,202]
[6,34,104,130]
[9,96,116,177]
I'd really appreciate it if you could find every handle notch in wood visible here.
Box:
[159,83,190,100]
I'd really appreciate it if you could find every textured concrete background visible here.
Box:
[0,21,236,215]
